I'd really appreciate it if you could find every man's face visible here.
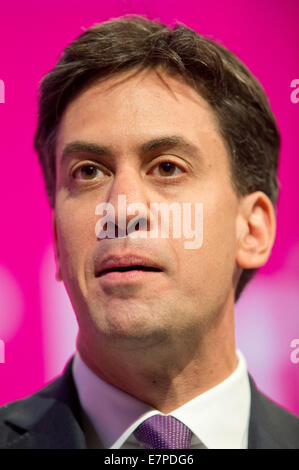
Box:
[54,67,241,352]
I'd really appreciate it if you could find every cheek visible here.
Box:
[56,202,97,280]
[202,201,238,279]
[176,200,237,291]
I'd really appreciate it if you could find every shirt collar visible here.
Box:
[171,349,250,448]
[72,349,250,449]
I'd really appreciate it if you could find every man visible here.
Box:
[0,14,298,449]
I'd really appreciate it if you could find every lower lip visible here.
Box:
[97,269,163,283]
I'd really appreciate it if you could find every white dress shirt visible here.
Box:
[72,349,251,449]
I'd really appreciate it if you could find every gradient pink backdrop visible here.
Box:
[0,0,298,415]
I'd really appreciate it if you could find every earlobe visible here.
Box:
[236,192,276,270]
[52,212,63,282]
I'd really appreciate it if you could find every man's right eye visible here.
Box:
[72,164,105,180]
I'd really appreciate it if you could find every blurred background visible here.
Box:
[0,0,298,415]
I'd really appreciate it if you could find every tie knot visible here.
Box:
[133,415,192,449]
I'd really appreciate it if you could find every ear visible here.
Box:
[236,191,276,270]
[52,212,63,282]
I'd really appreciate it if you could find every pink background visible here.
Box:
[0,0,298,415]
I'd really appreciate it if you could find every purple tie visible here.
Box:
[133,415,192,449]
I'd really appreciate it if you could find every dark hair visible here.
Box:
[33,14,280,301]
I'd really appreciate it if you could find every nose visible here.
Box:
[101,165,152,238]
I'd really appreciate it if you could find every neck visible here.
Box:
[77,303,238,413]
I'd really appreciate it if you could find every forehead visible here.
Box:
[55,66,225,163]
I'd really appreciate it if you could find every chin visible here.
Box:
[89,306,169,347]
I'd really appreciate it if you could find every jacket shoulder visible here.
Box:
[0,358,85,449]
[248,375,299,449]
[0,377,62,447]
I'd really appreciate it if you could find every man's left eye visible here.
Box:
[73,165,104,180]
[152,162,184,177]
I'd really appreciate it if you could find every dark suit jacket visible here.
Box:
[0,358,298,449]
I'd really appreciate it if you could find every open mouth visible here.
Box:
[98,265,162,277]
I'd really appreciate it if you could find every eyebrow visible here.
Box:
[60,135,201,165]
